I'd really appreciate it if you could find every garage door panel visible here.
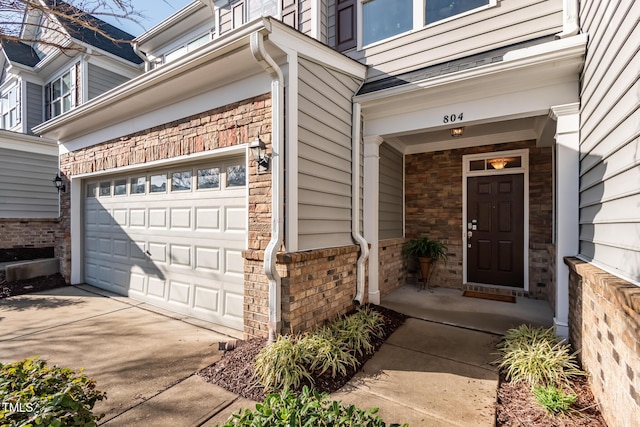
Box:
[149,208,167,228]
[195,208,220,230]
[84,157,246,331]
[170,244,192,267]
[170,208,192,229]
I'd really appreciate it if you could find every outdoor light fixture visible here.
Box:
[52,173,66,192]
[249,137,270,173]
[489,158,508,170]
[450,127,464,137]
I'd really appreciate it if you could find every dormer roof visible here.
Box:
[0,39,40,67]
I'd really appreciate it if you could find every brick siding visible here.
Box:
[243,245,362,338]
[566,257,640,427]
[0,218,62,259]
[379,238,407,296]
[404,140,553,300]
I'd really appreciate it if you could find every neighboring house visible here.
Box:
[0,1,142,256]
[32,1,638,424]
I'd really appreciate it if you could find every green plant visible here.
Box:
[299,334,359,378]
[0,357,107,427]
[253,335,314,392]
[403,237,447,262]
[533,385,577,415]
[496,326,584,387]
[327,308,386,357]
[219,386,408,427]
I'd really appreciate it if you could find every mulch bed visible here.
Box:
[496,373,607,426]
[198,305,408,402]
[0,272,67,299]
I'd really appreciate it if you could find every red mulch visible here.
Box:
[198,305,407,402]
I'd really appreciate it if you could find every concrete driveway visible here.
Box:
[0,285,252,426]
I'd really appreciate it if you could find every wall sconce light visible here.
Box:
[52,173,66,192]
[249,137,270,173]
[450,127,464,137]
[489,158,508,170]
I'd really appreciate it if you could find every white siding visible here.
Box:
[343,0,563,81]
[87,64,131,100]
[379,142,403,240]
[300,0,313,35]
[0,148,58,218]
[26,82,43,134]
[297,57,361,250]
[578,0,640,283]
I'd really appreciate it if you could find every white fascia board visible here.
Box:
[0,130,58,156]
[134,1,210,50]
[267,21,367,80]
[70,38,143,70]
[34,20,271,140]
[355,34,587,106]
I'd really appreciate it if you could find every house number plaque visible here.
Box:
[443,113,464,123]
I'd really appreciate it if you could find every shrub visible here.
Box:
[219,386,408,427]
[0,357,107,427]
[533,385,577,415]
[253,307,386,392]
[496,325,584,387]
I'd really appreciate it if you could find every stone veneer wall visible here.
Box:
[566,258,640,427]
[379,238,407,296]
[404,140,553,299]
[243,245,361,338]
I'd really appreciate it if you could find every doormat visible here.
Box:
[462,290,516,303]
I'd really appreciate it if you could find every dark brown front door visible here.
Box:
[467,174,524,287]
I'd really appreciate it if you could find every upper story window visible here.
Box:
[361,0,492,46]
[1,86,19,129]
[164,32,213,64]
[46,67,76,119]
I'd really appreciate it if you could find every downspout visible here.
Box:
[131,42,151,72]
[556,0,580,38]
[352,101,369,305]
[250,29,284,344]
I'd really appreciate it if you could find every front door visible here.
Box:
[467,174,524,287]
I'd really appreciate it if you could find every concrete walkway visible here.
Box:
[1,284,553,426]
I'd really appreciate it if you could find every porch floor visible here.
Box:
[380,285,554,335]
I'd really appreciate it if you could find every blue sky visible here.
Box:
[101,0,194,37]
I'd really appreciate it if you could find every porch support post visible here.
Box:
[364,136,384,304]
[550,103,580,339]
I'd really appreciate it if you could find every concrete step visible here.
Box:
[2,258,59,282]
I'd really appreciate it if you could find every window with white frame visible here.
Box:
[164,32,213,63]
[46,68,76,119]
[0,86,19,129]
[362,0,492,45]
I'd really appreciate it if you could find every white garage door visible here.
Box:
[83,158,247,330]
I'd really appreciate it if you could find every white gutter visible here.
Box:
[250,27,284,344]
[352,101,369,305]
[132,42,151,72]
[557,0,580,38]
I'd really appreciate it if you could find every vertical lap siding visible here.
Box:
[26,82,43,134]
[297,57,361,250]
[0,148,58,218]
[87,64,131,100]
[379,142,403,239]
[578,0,640,282]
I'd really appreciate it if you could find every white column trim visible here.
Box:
[364,135,383,304]
[285,50,299,252]
[70,177,82,285]
[550,102,580,338]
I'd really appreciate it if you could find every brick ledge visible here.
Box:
[243,245,360,263]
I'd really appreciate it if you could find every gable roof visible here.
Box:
[44,0,142,64]
[0,39,41,67]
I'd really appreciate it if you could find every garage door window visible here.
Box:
[131,176,146,194]
[150,174,167,193]
[197,167,220,190]
[87,183,97,198]
[99,182,111,197]
[114,179,127,196]
[227,164,246,187]
[172,171,192,191]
